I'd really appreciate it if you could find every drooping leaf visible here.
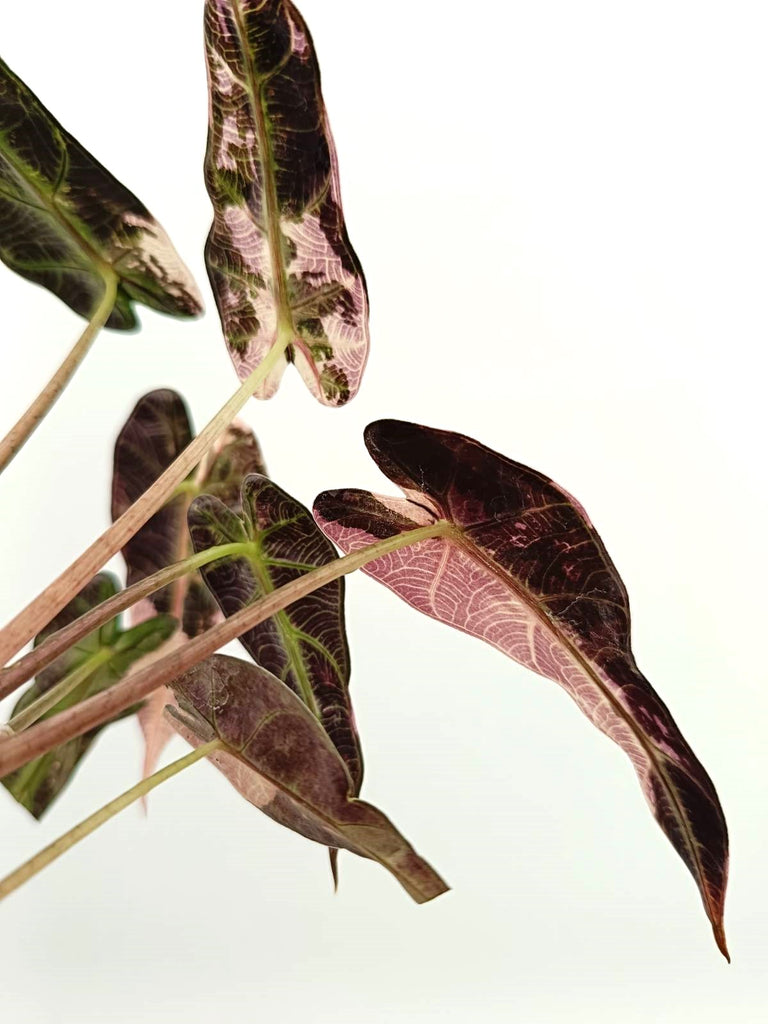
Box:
[0,57,203,327]
[111,389,267,774]
[167,655,446,903]
[314,420,730,959]
[1,573,176,819]
[204,0,369,406]
[188,473,362,793]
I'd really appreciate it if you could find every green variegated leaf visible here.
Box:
[188,474,361,793]
[1,573,176,819]
[167,655,446,903]
[204,0,369,406]
[111,389,267,775]
[0,57,202,327]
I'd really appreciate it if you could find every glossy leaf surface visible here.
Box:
[0,57,202,327]
[167,655,445,903]
[188,473,361,792]
[1,573,176,818]
[314,419,730,958]
[204,0,369,406]
[111,389,266,774]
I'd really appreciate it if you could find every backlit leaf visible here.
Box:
[111,389,266,774]
[204,0,369,406]
[0,57,202,327]
[1,573,176,818]
[167,655,446,903]
[314,419,730,958]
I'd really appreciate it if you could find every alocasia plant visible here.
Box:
[0,0,733,968]
[0,417,730,956]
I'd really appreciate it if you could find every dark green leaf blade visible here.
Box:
[204,0,369,405]
[167,655,446,903]
[188,474,361,792]
[0,57,202,327]
[1,573,176,818]
[314,419,730,958]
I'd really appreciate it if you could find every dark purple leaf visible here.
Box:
[314,419,730,958]
[204,0,369,406]
[111,389,267,774]
[167,655,446,903]
[0,58,202,327]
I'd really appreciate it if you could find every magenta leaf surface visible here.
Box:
[204,0,369,406]
[167,655,446,903]
[111,389,266,774]
[313,419,730,958]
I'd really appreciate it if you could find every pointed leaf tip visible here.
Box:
[167,655,446,903]
[713,921,730,962]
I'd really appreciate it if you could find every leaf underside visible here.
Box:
[204,0,369,406]
[313,419,730,959]
[0,57,202,327]
[111,389,267,775]
[167,655,446,903]
[1,573,176,818]
[188,473,362,792]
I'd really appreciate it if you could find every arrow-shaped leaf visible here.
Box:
[314,419,730,959]
[188,473,362,793]
[167,654,446,903]
[111,389,267,774]
[1,573,176,819]
[0,56,203,327]
[204,0,369,406]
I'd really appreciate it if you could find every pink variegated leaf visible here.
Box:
[204,0,369,406]
[167,655,447,903]
[313,420,730,959]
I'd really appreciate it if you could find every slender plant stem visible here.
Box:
[0,271,119,475]
[0,336,291,667]
[0,739,223,902]
[0,523,453,778]
[6,647,113,734]
[0,541,255,702]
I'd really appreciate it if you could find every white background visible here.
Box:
[1,2,766,1021]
